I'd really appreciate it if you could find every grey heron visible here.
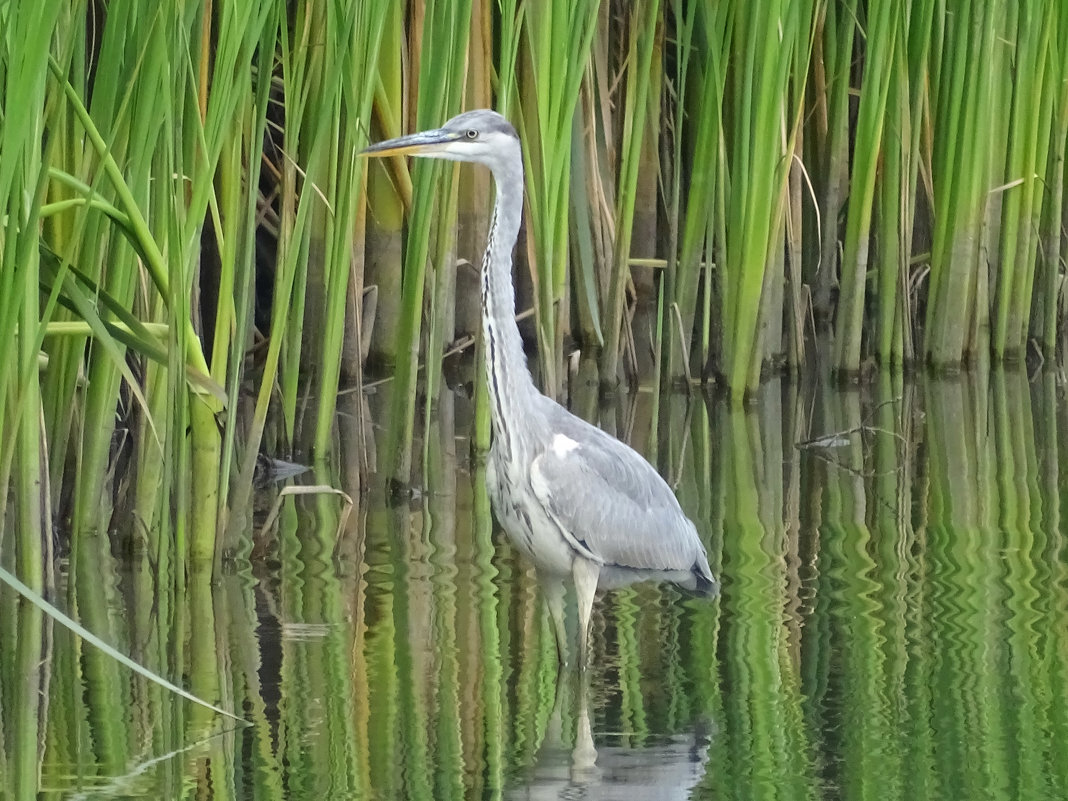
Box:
[362,109,717,668]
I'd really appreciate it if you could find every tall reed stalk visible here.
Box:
[598,0,662,386]
[832,0,899,375]
[808,1,856,327]
[925,1,1000,368]
[513,0,601,397]
[0,0,65,589]
[992,4,1055,360]
[665,3,729,385]
[1037,3,1068,355]
[718,0,816,398]
[380,0,473,482]
[872,0,935,368]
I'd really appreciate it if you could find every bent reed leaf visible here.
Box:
[0,564,248,725]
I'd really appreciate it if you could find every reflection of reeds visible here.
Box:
[6,370,1068,796]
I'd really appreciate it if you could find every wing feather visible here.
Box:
[529,408,707,575]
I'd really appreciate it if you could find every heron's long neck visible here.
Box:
[482,164,536,454]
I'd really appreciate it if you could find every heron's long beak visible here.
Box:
[360,128,462,158]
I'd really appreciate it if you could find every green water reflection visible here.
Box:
[2,369,1068,799]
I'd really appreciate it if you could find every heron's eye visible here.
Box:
[465,129,479,140]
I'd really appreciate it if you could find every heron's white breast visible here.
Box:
[487,443,578,576]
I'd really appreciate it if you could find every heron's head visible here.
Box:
[360,109,520,174]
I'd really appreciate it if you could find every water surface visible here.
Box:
[2,369,1067,799]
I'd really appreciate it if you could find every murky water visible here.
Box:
[3,369,1068,799]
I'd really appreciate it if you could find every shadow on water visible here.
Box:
[3,367,1068,798]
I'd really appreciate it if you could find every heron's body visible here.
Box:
[362,109,716,666]
[485,396,712,587]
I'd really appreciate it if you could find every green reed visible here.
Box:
[992,4,1055,360]
[833,0,899,375]
[717,0,816,398]
[381,0,473,481]
[925,2,1001,367]
[806,1,853,329]
[0,1,399,580]
[1037,6,1068,356]
[305,4,390,458]
[4,4,1068,556]
[871,1,934,367]
[664,3,729,386]
[0,0,64,589]
[598,0,662,384]
[362,0,407,371]
[513,0,600,396]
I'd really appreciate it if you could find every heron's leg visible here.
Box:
[541,575,569,665]
[571,669,598,775]
[571,557,600,671]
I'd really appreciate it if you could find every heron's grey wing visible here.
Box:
[529,412,706,574]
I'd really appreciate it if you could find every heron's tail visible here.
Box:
[690,553,720,598]
[691,569,720,598]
